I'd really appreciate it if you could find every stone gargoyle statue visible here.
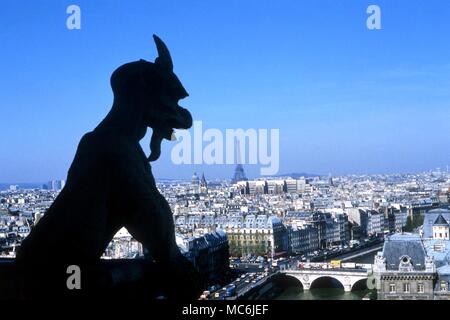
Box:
[15,35,203,299]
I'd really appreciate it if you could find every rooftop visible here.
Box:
[434,214,449,226]
[382,233,426,271]
[423,209,450,238]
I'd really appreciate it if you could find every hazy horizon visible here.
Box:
[1,166,449,186]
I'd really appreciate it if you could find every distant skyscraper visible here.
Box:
[231,139,247,184]
[45,179,66,191]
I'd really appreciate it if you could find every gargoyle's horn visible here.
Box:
[153,34,173,71]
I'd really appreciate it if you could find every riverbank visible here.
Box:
[309,238,384,262]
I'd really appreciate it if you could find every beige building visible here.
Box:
[224,215,286,257]
[432,215,449,240]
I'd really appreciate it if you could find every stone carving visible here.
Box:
[425,255,435,272]
[398,255,414,272]
[15,35,202,299]
[374,252,386,272]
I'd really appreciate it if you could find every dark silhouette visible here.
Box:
[15,35,203,299]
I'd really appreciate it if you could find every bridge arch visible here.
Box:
[276,274,304,290]
[309,276,345,291]
[350,278,368,291]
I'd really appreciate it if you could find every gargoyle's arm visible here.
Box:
[111,143,203,298]
[125,189,181,265]
[112,144,181,265]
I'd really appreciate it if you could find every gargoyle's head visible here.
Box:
[110,35,192,161]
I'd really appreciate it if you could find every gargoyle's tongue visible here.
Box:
[147,106,192,162]
[148,127,174,162]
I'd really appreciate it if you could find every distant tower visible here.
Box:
[328,173,334,187]
[231,139,247,184]
[200,172,208,193]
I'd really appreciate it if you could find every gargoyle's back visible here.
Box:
[16,131,124,265]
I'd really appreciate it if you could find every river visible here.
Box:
[273,250,376,300]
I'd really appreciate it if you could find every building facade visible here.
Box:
[224,215,287,258]
[287,224,319,255]
[374,234,436,300]
[177,230,230,285]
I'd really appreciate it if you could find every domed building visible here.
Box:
[191,172,200,194]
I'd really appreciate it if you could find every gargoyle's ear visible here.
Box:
[153,34,173,71]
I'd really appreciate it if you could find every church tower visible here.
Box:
[200,172,208,193]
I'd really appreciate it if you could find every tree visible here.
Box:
[403,216,413,232]
[412,214,424,229]
[403,214,424,232]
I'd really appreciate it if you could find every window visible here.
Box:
[417,283,424,293]
[401,256,410,264]
[434,243,445,252]
[403,283,410,293]
[440,281,448,292]
[389,283,396,293]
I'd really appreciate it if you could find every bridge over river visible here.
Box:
[280,263,372,292]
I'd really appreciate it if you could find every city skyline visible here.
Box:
[2,162,449,300]
[1,165,449,187]
[1,0,450,182]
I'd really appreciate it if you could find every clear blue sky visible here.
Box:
[0,0,449,182]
